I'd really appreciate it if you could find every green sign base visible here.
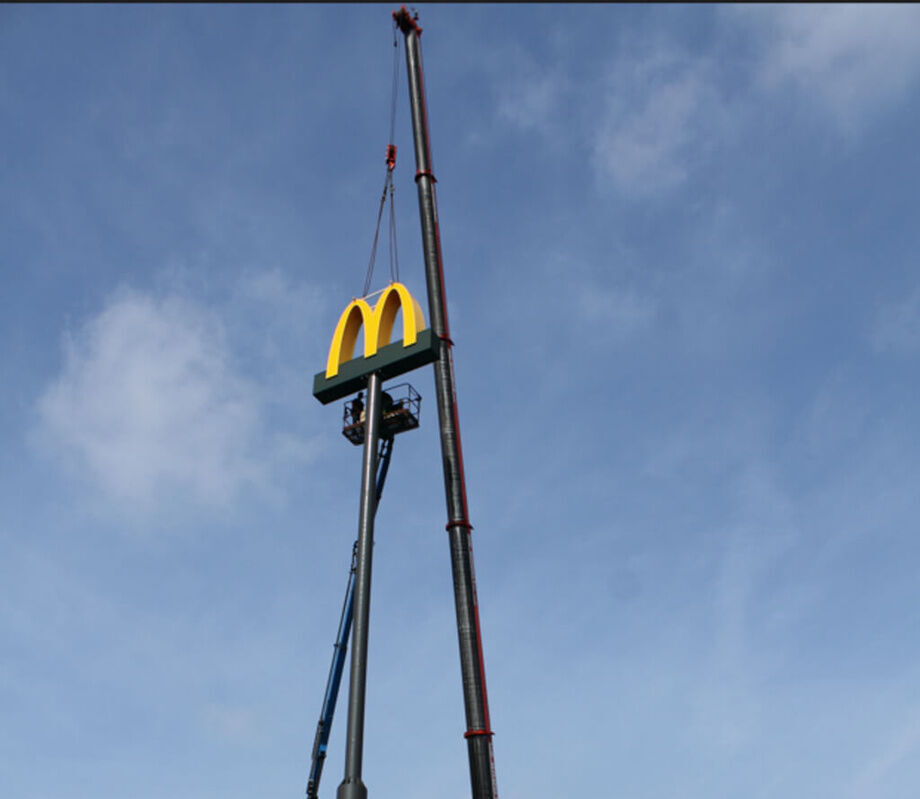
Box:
[313,328,440,405]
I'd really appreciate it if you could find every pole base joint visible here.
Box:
[337,778,368,799]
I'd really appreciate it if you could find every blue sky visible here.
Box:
[3,4,920,798]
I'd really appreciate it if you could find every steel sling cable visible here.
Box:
[362,22,401,297]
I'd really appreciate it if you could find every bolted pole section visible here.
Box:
[337,372,383,799]
[394,8,498,799]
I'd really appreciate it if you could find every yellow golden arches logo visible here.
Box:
[325,282,427,378]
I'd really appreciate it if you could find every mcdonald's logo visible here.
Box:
[325,283,425,378]
[313,282,439,405]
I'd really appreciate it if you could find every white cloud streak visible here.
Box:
[500,7,920,198]
[494,50,568,133]
[849,709,920,797]
[747,4,920,129]
[870,287,920,354]
[575,283,656,335]
[593,50,724,196]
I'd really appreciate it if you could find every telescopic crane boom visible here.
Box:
[394,7,499,799]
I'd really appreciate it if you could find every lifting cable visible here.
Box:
[362,22,401,298]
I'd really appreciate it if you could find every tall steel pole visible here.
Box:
[394,8,498,799]
[337,372,383,799]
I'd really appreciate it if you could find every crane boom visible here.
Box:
[394,7,499,798]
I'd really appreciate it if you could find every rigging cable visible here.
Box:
[362,22,401,298]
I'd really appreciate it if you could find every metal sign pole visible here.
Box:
[394,8,498,799]
[337,371,383,799]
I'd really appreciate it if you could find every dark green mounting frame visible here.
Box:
[312,328,439,405]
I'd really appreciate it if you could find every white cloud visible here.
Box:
[491,7,920,202]
[495,54,567,133]
[849,709,920,798]
[870,287,920,354]
[740,4,920,128]
[592,48,725,195]
[576,283,655,335]
[592,6,920,196]
[36,289,284,513]
[200,702,261,745]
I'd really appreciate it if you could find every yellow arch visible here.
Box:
[325,299,375,377]
[325,283,427,378]
[373,283,425,350]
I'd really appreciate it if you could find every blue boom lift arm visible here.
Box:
[305,435,393,799]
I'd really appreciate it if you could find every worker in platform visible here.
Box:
[353,391,364,424]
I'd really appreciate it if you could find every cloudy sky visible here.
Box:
[3,4,920,798]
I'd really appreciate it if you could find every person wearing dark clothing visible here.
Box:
[381,391,394,415]
[352,391,364,425]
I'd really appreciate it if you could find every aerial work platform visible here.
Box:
[341,382,420,445]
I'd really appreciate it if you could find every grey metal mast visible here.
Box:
[393,8,498,799]
[337,372,383,799]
